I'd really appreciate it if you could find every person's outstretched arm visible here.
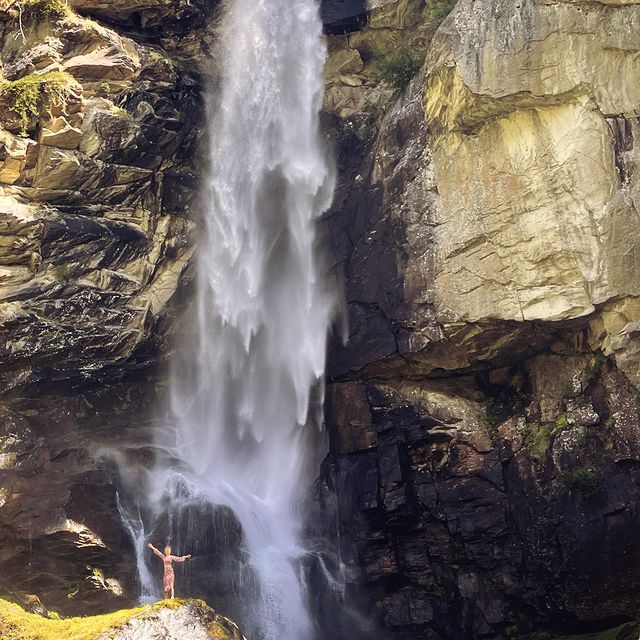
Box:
[148,543,164,558]
[172,554,192,563]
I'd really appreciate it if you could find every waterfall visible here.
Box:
[135,1,336,639]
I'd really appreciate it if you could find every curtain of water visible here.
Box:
[138,1,335,639]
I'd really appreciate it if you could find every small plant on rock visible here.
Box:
[378,51,423,91]
[20,0,69,20]
[559,468,603,499]
[429,0,457,21]
[0,70,79,136]
[551,413,570,437]
[373,34,425,91]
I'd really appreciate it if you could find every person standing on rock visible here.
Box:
[148,543,191,600]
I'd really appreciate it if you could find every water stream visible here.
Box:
[120,1,336,638]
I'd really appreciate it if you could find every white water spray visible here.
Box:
[138,1,335,639]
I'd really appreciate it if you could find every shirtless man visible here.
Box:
[148,543,191,599]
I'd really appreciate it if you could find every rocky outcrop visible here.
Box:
[0,0,211,614]
[322,0,640,638]
[0,597,247,640]
[96,600,247,640]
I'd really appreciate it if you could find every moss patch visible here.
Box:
[559,468,603,499]
[521,424,552,462]
[20,0,69,20]
[0,598,149,640]
[0,71,79,136]
[428,0,457,21]
[0,598,222,640]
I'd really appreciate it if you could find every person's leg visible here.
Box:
[171,586,175,599]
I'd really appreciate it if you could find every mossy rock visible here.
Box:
[0,71,80,136]
[0,597,247,640]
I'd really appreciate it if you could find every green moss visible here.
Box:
[0,71,79,136]
[484,398,502,444]
[521,424,553,462]
[551,414,570,437]
[54,262,74,282]
[0,598,145,640]
[429,0,457,21]
[0,599,219,640]
[108,103,127,117]
[605,416,617,430]
[20,0,69,19]
[559,468,603,499]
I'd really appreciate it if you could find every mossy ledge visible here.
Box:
[0,597,245,640]
[0,71,80,136]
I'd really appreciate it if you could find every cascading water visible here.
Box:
[126,1,336,638]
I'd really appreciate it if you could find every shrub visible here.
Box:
[378,50,423,91]
[429,0,457,21]
[20,0,69,20]
[0,71,79,135]
[559,468,603,499]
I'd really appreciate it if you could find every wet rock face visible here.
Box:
[0,374,164,614]
[322,355,640,639]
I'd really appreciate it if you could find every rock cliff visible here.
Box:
[322,0,640,638]
[1,0,640,638]
[0,0,215,614]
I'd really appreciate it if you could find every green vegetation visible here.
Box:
[0,598,210,640]
[585,351,608,383]
[54,262,74,282]
[521,424,553,462]
[371,0,458,92]
[484,398,502,443]
[551,413,570,437]
[559,468,603,499]
[0,598,145,640]
[0,71,79,136]
[428,0,457,21]
[20,0,69,20]
[377,49,424,91]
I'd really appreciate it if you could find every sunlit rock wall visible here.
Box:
[0,0,216,613]
[322,0,640,638]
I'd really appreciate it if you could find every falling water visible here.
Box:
[135,1,335,638]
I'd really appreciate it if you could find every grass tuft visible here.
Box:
[19,0,70,20]
[0,71,80,136]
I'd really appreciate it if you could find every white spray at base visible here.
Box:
[137,1,335,639]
